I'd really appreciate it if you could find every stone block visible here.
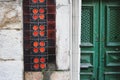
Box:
[0,61,23,80]
[25,72,43,80]
[0,1,22,29]
[50,71,70,80]
[0,30,23,60]
[25,71,70,80]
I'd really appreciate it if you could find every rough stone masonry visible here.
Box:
[0,0,71,80]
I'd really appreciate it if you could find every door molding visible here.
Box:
[71,0,81,80]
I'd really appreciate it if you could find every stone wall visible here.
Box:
[0,0,72,80]
[0,0,23,80]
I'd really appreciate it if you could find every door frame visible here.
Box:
[71,0,81,80]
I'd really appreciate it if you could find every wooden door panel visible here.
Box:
[81,0,99,80]
[101,0,120,80]
[81,0,120,80]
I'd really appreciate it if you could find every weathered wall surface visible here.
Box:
[0,0,72,80]
[0,0,23,80]
[56,0,71,70]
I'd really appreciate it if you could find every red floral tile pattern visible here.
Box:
[23,0,56,71]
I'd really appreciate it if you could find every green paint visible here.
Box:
[81,0,120,80]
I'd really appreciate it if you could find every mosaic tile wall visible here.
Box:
[23,0,56,71]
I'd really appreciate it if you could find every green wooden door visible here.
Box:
[81,0,120,80]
